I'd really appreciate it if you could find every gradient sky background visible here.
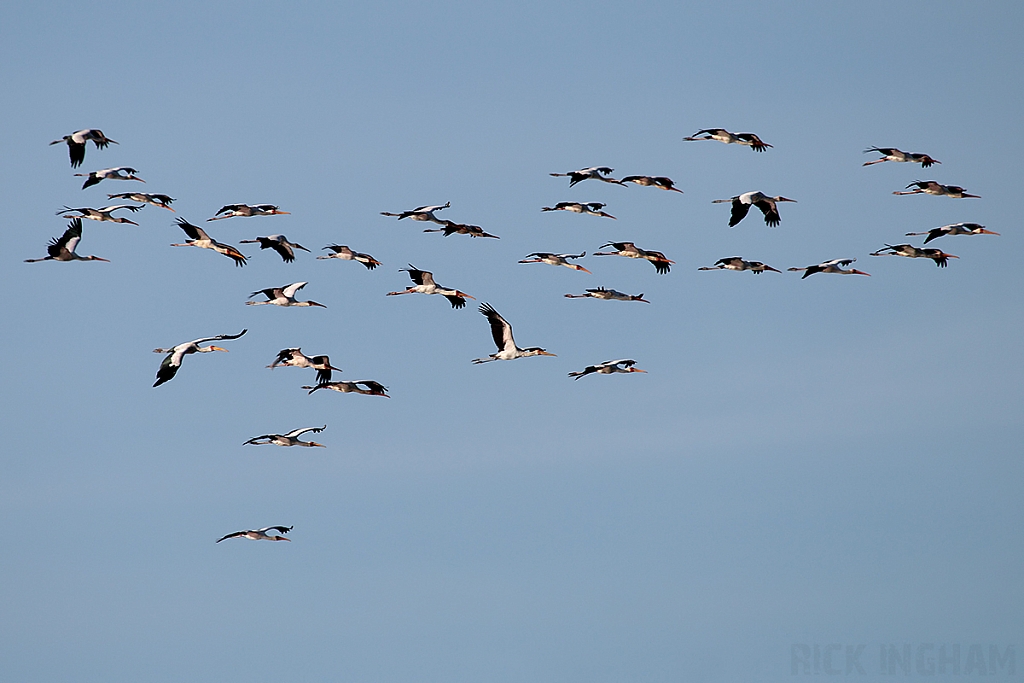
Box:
[1,1,1022,681]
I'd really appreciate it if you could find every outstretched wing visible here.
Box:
[176,218,209,241]
[190,329,248,346]
[480,303,514,352]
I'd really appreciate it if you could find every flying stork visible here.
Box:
[25,218,109,263]
[869,244,958,267]
[683,129,772,152]
[216,526,293,543]
[863,147,940,167]
[246,282,325,307]
[59,204,142,225]
[893,181,979,198]
[317,245,382,269]
[568,359,647,380]
[619,175,684,192]
[712,192,796,227]
[380,202,450,224]
[75,166,145,190]
[423,220,500,238]
[698,257,781,274]
[244,426,327,448]
[472,303,555,364]
[564,287,649,302]
[239,235,310,263]
[107,192,176,211]
[208,204,290,221]
[593,242,673,274]
[387,265,473,309]
[268,348,341,384]
[518,252,591,273]
[152,329,247,387]
[50,129,117,168]
[549,167,625,187]
[170,218,247,266]
[541,201,616,219]
[302,381,390,397]
[904,223,999,244]
[787,259,870,279]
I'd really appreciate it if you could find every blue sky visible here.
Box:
[1,2,1022,681]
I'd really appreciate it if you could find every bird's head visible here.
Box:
[309,442,326,448]
[627,367,648,373]
[87,256,111,262]
[204,346,230,353]
[850,270,871,276]
[456,291,475,300]
[632,294,651,303]
[525,348,556,357]
[775,196,797,203]
[571,265,592,274]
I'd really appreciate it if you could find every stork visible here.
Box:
[302,381,389,397]
[239,235,310,263]
[619,175,684,193]
[863,147,940,168]
[542,201,616,219]
[683,129,772,152]
[170,218,247,266]
[59,204,142,226]
[268,348,341,384]
[472,303,555,363]
[75,166,144,189]
[905,223,999,244]
[244,426,327,448]
[387,265,473,309]
[568,359,647,380]
[50,129,117,168]
[246,282,325,307]
[423,220,500,238]
[564,287,648,302]
[549,167,625,187]
[107,192,176,211]
[25,218,109,263]
[152,329,247,387]
[518,252,590,273]
[893,181,979,198]
[788,259,870,278]
[380,202,450,224]
[869,244,958,267]
[593,242,673,274]
[208,204,290,221]
[712,192,796,227]
[698,257,781,274]
[317,245,382,269]
[216,526,293,543]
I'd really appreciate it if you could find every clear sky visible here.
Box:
[1,1,1022,681]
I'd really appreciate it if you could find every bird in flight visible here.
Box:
[472,303,555,364]
[152,329,247,387]
[50,129,117,167]
[25,218,109,263]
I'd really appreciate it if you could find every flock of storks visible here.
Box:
[36,126,997,543]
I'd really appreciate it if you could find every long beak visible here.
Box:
[210,347,229,352]
[310,442,326,448]
[852,270,871,276]
[979,229,1000,235]
[962,193,981,198]
[630,368,648,373]
[274,211,291,215]
[540,351,557,357]
[765,266,782,273]
[459,292,476,300]
[92,256,111,262]
[779,197,797,203]
[574,266,592,274]
[945,254,960,259]
[309,301,327,308]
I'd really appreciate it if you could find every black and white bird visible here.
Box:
[208,204,290,221]
[683,129,772,152]
[568,359,647,380]
[863,147,940,168]
[387,265,473,309]
[788,259,870,279]
[564,287,649,302]
[518,252,591,273]
[75,166,144,189]
[541,201,616,219]
[472,303,555,364]
[893,181,980,198]
[869,244,958,267]
[904,222,999,244]
[170,218,247,266]
[216,526,293,543]
[25,218,109,263]
[317,244,382,269]
[246,282,325,307]
[59,204,143,225]
[380,202,450,224]
[712,192,796,227]
[422,220,500,238]
[549,167,625,187]
[50,129,117,168]
[152,329,247,387]
[107,192,175,211]
[244,426,327,448]
[593,242,673,274]
[619,175,684,193]
[302,381,389,397]
[239,235,310,263]
[268,348,342,384]
[698,257,781,274]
